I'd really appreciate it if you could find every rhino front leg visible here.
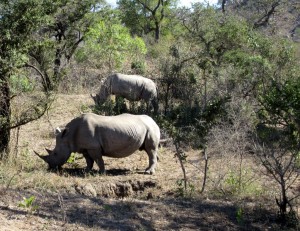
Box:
[87,149,106,174]
[145,149,157,174]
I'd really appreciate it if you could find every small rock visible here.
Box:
[75,183,97,197]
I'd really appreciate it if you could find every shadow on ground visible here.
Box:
[54,168,132,177]
[0,188,279,231]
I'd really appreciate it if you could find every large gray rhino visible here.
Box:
[91,73,158,113]
[35,113,160,174]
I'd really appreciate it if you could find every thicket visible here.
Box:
[1,0,300,227]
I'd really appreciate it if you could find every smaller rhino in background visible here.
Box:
[35,113,160,174]
[91,73,158,113]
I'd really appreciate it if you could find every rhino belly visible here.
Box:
[93,117,148,158]
[101,135,144,158]
[103,143,142,158]
[112,79,141,100]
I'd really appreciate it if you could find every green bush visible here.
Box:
[9,74,35,94]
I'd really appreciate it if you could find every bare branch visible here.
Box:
[24,63,46,86]
[254,1,281,28]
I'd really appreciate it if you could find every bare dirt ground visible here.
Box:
[0,94,295,230]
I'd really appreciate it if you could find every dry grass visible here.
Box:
[0,94,298,230]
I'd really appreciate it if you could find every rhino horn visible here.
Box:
[34,150,50,163]
[45,148,53,155]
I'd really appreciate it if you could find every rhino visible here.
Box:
[91,73,158,113]
[35,113,160,174]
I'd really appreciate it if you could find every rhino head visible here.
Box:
[35,127,71,169]
[90,93,98,104]
[91,80,110,105]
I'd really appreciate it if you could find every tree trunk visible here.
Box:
[164,82,171,116]
[0,77,11,158]
[155,21,160,42]
[221,0,227,13]
[200,147,208,193]
[277,176,288,221]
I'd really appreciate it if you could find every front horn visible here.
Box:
[45,148,52,155]
[33,151,50,163]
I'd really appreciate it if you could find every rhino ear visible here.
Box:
[91,94,96,102]
[55,127,68,138]
[61,128,69,138]
[55,127,61,135]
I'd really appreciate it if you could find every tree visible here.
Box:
[75,8,147,72]
[0,0,53,157]
[117,0,146,37]
[0,0,105,157]
[220,0,296,33]
[254,130,300,225]
[118,0,175,41]
[28,0,106,91]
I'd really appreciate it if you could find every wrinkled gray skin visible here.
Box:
[35,113,160,174]
[91,73,158,113]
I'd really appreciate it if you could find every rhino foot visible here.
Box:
[145,169,155,175]
[84,167,92,173]
[99,170,107,175]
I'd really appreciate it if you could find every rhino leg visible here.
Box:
[151,99,158,114]
[87,149,106,174]
[83,152,94,172]
[144,148,158,175]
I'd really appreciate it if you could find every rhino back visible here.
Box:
[110,73,153,100]
[71,113,152,158]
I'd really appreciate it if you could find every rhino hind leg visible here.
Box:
[152,99,158,114]
[87,149,106,174]
[83,152,94,172]
[144,148,158,175]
